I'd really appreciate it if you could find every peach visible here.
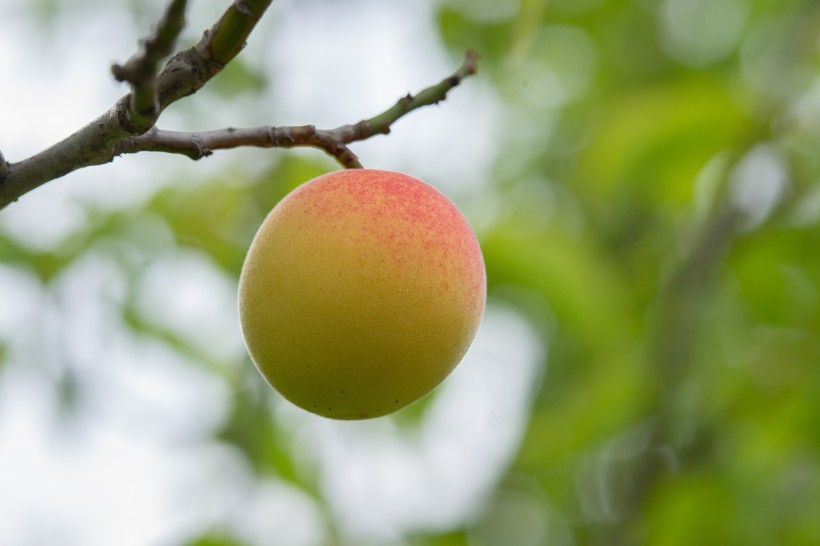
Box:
[238,169,486,419]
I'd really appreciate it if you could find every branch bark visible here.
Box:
[0,150,8,182]
[0,0,276,210]
[111,0,188,128]
[0,0,478,211]
[114,50,481,169]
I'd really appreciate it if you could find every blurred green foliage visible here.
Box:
[3,0,820,545]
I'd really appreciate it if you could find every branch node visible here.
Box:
[335,145,363,169]
[111,63,128,82]
[1,0,279,209]
[463,49,481,75]
[350,119,374,139]
[0,150,9,182]
[114,0,189,128]
[1,32,478,209]
[192,135,210,158]
[279,126,297,146]
[116,51,480,170]
[234,0,258,19]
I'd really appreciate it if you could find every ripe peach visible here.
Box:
[238,169,486,419]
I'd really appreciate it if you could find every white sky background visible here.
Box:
[0,1,544,545]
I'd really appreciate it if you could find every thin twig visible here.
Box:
[114,50,481,169]
[361,49,480,137]
[197,0,270,66]
[112,0,188,128]
[155,0,275,108]
[115,125,365,168]
[0,0,275,209]
[0,0,474,209]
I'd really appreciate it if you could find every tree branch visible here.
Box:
[199,0,270,66]
[0,0,275,210]
[114,50,482,169]
[156,0,274,109]
[0,0,477,210]
[0,150,8,182]
[363,49,480,136]
[111,0,188,128]
[115,125,366,169]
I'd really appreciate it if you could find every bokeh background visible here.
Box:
[2,0,820,544]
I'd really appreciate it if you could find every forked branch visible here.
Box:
[0,0,276,210]
[0,0,478,210]
[115,50,481,169]
[111,0,188,128]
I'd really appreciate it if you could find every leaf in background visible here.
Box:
[729,225,820,330]
[509,0,550,61]
[437,7,514,64]
[185,533,247,546]
[644,472,735,546]
[208,57,268,99]
[215,376,322,498]
[484,218,652,468]
[408,529,470,546]
[577,76,750,219]
[483,221,634,353]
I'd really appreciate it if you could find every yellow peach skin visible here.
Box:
[238,169,486,419]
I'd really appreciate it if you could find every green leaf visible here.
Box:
[437,7,513,63]
[208,57,267,98]
[184,533,247,546]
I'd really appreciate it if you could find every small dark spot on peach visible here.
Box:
[394,400,399,404]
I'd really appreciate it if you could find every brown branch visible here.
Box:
[0,0,475,211]
[156,0,274,109]
[0,150,7,182]
[115,125,365,168]
[114,50,481,169]
[0,0,275,210]
[112,0,188,128]
[359,49,480,137]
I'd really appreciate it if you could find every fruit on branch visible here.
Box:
[238,169,486,419]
